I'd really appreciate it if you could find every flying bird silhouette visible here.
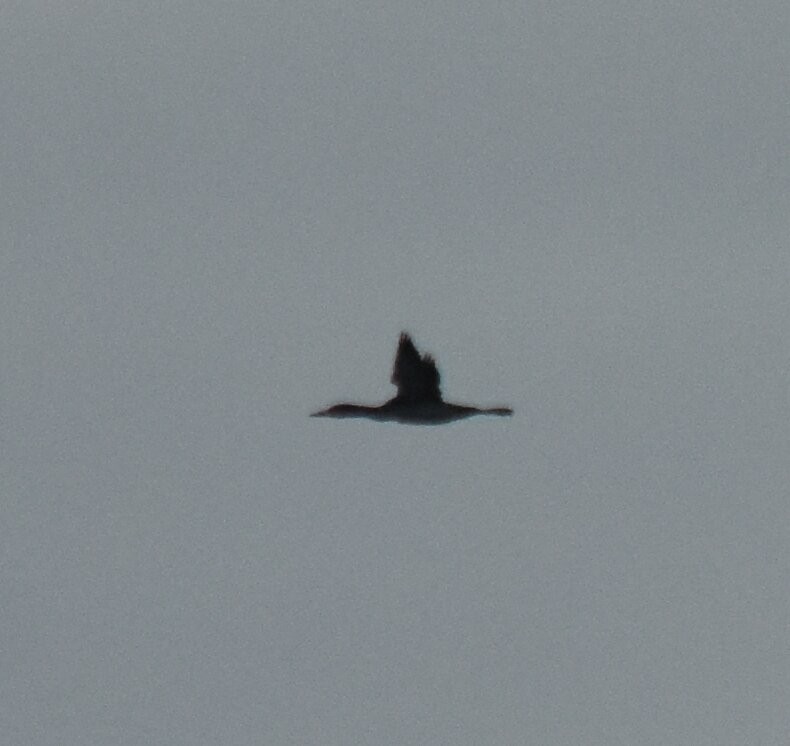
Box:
[311,333,513,424]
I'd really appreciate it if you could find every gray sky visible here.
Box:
[2,2,789,744]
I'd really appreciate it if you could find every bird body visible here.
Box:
[312,333,512,425]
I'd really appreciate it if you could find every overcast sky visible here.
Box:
[2,3,789,744]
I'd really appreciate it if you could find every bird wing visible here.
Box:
[390,333,442,402]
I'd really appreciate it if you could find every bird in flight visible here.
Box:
[311,333,513,424]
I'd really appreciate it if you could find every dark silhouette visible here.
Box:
[311,333,513,424]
